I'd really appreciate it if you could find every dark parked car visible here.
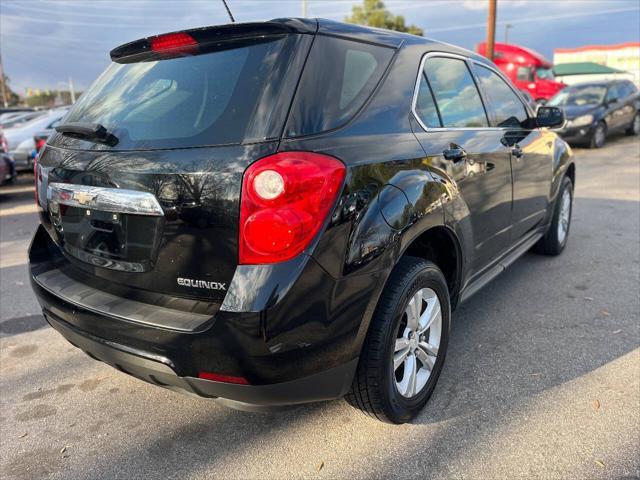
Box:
[29,19,573,423]
[550,80,640,148]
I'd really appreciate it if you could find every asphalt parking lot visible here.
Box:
[1,135,639,480]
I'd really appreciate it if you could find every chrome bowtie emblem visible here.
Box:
[72,191,96,205]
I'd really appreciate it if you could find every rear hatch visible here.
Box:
[36,21,314,309]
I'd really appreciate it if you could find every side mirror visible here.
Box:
[606,97,618,105]
[536,106,565,129]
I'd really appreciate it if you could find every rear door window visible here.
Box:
[58,35,302,150]
[474,65,529,128]
[423,57,488,128]
[619,81,636,98]
[285,36,394,137]
[606,84,623,102]
[414,74,441,128]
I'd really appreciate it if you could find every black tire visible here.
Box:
[589,121,606,148]
[532,176,573,256]
[626,112,640,136]
[346,257,451,424]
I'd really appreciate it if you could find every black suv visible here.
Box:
[29,19,573,423]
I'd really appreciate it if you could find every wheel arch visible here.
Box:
[350,221,463,361]
[399,224,463,307]
[549,136,575,203]
[565,161,575,187]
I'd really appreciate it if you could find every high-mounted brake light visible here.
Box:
[150,32,198,55]
[239,152,346,265]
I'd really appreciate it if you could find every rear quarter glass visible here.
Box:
[53,34,306,151]
[285,35,395,137]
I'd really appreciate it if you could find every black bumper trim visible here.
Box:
[45,312,358,408]
[34,267,212,332]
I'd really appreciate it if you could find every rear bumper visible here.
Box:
[43,311,356,409]
[29,225,371,407]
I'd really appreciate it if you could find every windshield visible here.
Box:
[548,86,607,107]
[58,35,300,150]
[536,67,555,80]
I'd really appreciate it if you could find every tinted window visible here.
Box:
[415,74,441,127]
[620,81,637,98]
[286,36,394,137]
[60,35,300,150]
[517,67,533,82]
[423,57,488,128]
[475,65,529,128]
[606,84,623,102]
[535,67,555,80]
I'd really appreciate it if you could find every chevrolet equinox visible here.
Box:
[30,19,574,424]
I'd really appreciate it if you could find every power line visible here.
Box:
[426,6,640,33]
[1,2,208,20]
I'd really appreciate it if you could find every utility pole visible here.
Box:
[68,77,76,104]
[0,52,8,108]
[302,0,307,17]
[504,23,512,44]
[485,0,497,61]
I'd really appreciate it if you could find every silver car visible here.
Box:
[3,108,68,170]
[0,111,45,129]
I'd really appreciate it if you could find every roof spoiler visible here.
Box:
[110,18,318,64]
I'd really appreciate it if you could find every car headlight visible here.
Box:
[569,114,594,128]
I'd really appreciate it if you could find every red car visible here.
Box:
[477,42,565,102]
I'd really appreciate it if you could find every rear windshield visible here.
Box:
[285,35,395,137]
[58,35,302,150]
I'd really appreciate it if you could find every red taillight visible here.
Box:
[239,152,346,265]
[150,32,197,55]
[198,372,249,385]
[35,138,46,152]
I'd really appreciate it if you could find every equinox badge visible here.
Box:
[177,277,226,291]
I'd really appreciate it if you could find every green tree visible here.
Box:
[1,74,20,107]
[345,0,423,36]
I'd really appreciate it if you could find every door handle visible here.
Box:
[511,144,523,158]
[442,146,467,161]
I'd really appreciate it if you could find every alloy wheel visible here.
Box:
[393,288,442,398]
[557,188,571,245]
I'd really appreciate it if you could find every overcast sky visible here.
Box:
[1,0,639,93]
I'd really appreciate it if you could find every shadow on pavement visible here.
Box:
[0,314,47,336]
[16,195,634,479]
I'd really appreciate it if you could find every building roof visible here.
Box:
[554,62,626,76]
[555,42,640,54]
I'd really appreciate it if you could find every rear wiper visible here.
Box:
[55,122,119,147]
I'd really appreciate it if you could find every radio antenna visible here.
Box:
[221,0,236,23]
